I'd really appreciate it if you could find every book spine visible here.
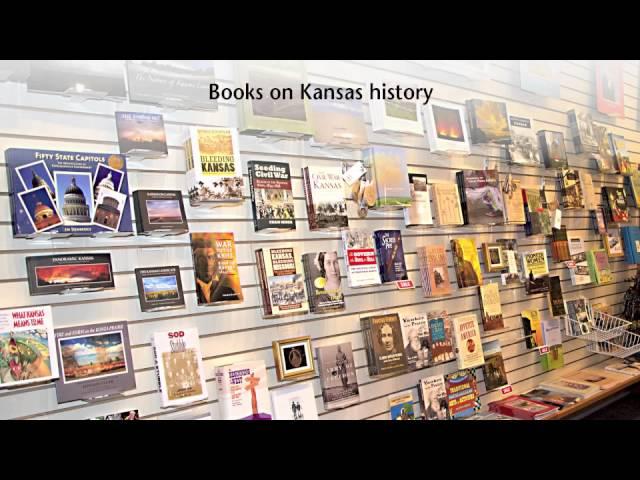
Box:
[301,254,317,314]
[255,250,272,317]
[151,338,165,407]
[302,167,317,231]
[132,191,144,235]
[248,162,260,232]
[456,171,469,225]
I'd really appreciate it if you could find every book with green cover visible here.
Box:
[540,345,565,372]
[586,249,613,285]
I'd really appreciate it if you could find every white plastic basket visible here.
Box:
[566,310,631,342]
[586,330,640,358]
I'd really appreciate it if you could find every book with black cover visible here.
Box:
[132,190,188,235]
[135,266,185,312]
[456,169,504,226]
[361,313,408,377]
[248,161,296,232]
[26,253,114,295]
[538,130,568,169]
[374,230,409,283]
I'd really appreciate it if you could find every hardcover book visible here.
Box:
[427,310,455,364]
[132,190,188,235]
[361,313,408,377]
[115,112,168,158]
[400,312,430,371]
[126,60,217,110]
[456,169,504,225]
[523,188,551,236]
[603,231,624,258]
[444,369,480,419]
[507,115,542,165]
[502,178,526,225]
[369,92,424,136]
[215,360,273,420]
[374,230,408,283]
[135,266,185,312]
[418,375,449,420]
[522,249,550,294]
[270,382,318,420]
[451,238,483,288]
[366,146,412,210]
[255,246,308,317]
[603,187,629,224]
[541,318,562,347]
[610,133,632,175]
[537,130,568,169]
[586,249,613,285]
[547,276,567,317]
[0,305,59,388]
[342,230,382,288]
[452,314,485,369]
[627,172,640,207]
[26,253,114,295]
[417,245,452,297]
[595,61,624,117]
[465,99,510,144]
[184,127,243,206]
[5,148,133,237]
[404,173,433,228]
[622,226,640,264]
[489,395,558,420]
[559,168,584,209]
[152,328,208,408]
[191,233,243,306]
[54,321,136,403]
[565,298,592,336]
[479,282,504,331]
[302,166,349,231]
[248,160,296,232]
[389,390,416,420]
[316,342,360,410]
[432,183,464,226]
[593,124,616,173]
[424,100,471,154]
[567,110,598,154]
[302,251,345,314]
[538,377,601,399]
[481,340,509,391]
[521,309,543,349]
[519,60,560,97]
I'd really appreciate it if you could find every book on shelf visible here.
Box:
[427,310,455,364]
[481,340,509,391]
[418,374,449,420]
[369,91,425,136]
[521,309,543,349]
[342,230,382,288]
[602,187,629,224]
[365,146,412,210]
[538,377,602,399]
[565,297,593,336]
[417,245,452,297]
[302,251,345,314]
[586,249,613,285]
[522,249,550,294]
[551,226,571,263]
[568,236,592,286]
[132,190,188,236]
[316,342,360,410]
[255,246,309,318]
[424,99,471,154]
[374,229,409,283]
[567,109,598,154]
[610,133,632,175]
[115,111,168,158]
[216,361,273,420]
[592,124,617,173]
[444,369,480,419]
[184,127,243,206]
[547,276,567,317]
[248,160,296,232]
[507,115,542,165]
[489,395,559,420]
[152,328,208,408]
[502,178,526,225]
[451,238,483,288]
[541,318,562,347]
[563,368,628,391]
[271,382,318,420]
[389,390,416,420]
[404,173,434,228]
[540,344,564,371]
[135,266,185,312]
[478,282,504,331]
[558,168,584,209]
[603,230,625,258]
[452,314,484,369]
[523,188,552,236]
[595,60,624,117]
[465,99,510,144]
[521,387,579,409]
[537,130,568,169]
[520,60,560,97]
[592,208,608,235]
[497,239,523,286]
[580,171,596,210]
[626,172,640,207]
[456,169,504,226]
[432,183,464,226]
[621,226,640,264]
[400,313,430,371]
[361,313,408,377]
[302,166,349,231]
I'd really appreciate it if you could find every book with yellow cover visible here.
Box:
[366,146,412,210]
[502,179,526,224]
[522,249,549,294]
[521,309,543,349]
[432,183,464,226]
[451,238,483,288]
[479,282,504,331]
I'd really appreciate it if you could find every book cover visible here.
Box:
[115,112,168,158]
[502,178,526,224]
[132,190,188,235]
[537,130,568,169]
[400,312,430,371]
[374,230,409,283]
[404,173,433,228]
[622,226,640,264]
[610,134,631,175]
[541,319,562,347]
[427,310,455,364]
[451,238,483,288]
[592,124,616,173]
[551,226,571,263]
[420,245,452,296]
[0,306,59,388]
[565,298,592,336]
[191,233,243,305]
[302,166,349,231]
[521,309,543,349]
[522,249,549,294]
[5,148,132,237]
[361,313,408,376]
[248,160,296,232]
[270,382,318,420]
[316,342,360,410]
[26,253,114,295]
[466,99,510,144]
[604,231,624,258]
[559,168,584,209]
[458,169,504,225]
[452,314,485,369]
[215,360,272,420]
[605,361,640,376]
[54,321,136,403]
[596,61,624,117]
[255,246,308,317]
[627,172,640,208]
[547,276,566,317]
[523,188,551,236]
[565,368,627,390]
[302,251,345,314]
[489,395,558,420]
[185,127,243,205]
[432,183,464,226]
[152,328,208,408]
[366,146,412,209]
[389,390,416,420]
[135,266,185,312]
[603,187,629,223]
[342,230,381,288]
[507,115,542,165]
[522,386,577,408]
[479,282,504,331]
[567,110,598,153]
[444,369,480,419]
[418,375,449,420]
[481,340,508,391]
[519,60,560,97]
[539,377,601,399]
[126,60,217,110]
[568,237,591,286]
[497,239,523,286]
[580,171,596,210]
[587,249,613,285]
[369,94,424,136]
[425,100,471,153]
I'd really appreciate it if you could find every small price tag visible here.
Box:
[501,385,513,395]
[342,161,366,186]
[539,346,550,355]
[564,260,576,269]
[553,209,562,230]
[396,280,415,290]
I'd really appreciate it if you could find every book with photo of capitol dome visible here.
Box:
[5,148,133,237]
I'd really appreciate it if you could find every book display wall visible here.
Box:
[1,59,640,421]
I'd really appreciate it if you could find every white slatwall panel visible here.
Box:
[0,60,637,420]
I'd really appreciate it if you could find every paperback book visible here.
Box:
[622,226,640,264]
[507,115,542,165]
[417,245,452,297]
[521,388,578,410]
[580,171,596,210]
[558,168,584,209]
[427,310,455,364]
[481,340,509,391]
[593,124,616,173]
[489,395,558,420]
[521,309,543,349]
[374,229,409,283]
[452,314,484,369]
[369,92,424,136]
[537,130,568,169]
[451,238,483,288]
[271,382,318,420]
[26,253,114,295]
[302,166,349,231]
[547,276,567,317]
[132,190,188,235]
[432,183,464,226]
[479,282,504,331]
[456,169,504,226]
[603,187,629,224]
[342,230,382,287]
[418,374,449,420]
[502,178,526,225]
[603,230,624,258]
[135,266,185,312]
[389,390,416,420]
[523,188,551,236]
[215,360,272,420]
[551,226,571,263]
[540,344,565,371]
[586,249,614,285]
[567,110,598,154]
[361,313,408,377]
[404,174,433,228]
[568,236,591,286]
[522,249,550,294]
[316,342,360,409]
[444,369,480,419]
[400,313,430,371]
[366,146,412,210]
[255,246,308,317]
[115,112,168,158]
[302,251,345,314]
[497,239,523,286]
[248,160,296,232]
[610,133,632,175]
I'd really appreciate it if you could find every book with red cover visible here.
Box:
[596,61,624,118]
[489,395,559,420]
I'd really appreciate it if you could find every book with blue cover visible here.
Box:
[622,226,640,264]
[374,230,408,283]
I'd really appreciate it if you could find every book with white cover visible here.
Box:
[541,319,562,347]
[519,60,560,97]
[452,314,485,369]
[216,360,273,420]
[270,382,318,420]
[369,91,424,135]
[424,100,471,154]
[538,377,601,399]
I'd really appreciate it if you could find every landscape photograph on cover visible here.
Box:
[18,186,63,232]
[146,199,183,224]
[384,99,418,121]
[59,331,127,383]
[268,274,306,308]
[249,68,307,121]
[54,172,94,225]
[162,349,203,400]
[35,262,112,289]
[0,330,53,384]
[433,105,465,142]
[142,275,180,302]
[474,101,509,139]
[116,114,167,153]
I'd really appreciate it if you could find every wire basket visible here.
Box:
[586,330,640,358]
[566,310,631,342]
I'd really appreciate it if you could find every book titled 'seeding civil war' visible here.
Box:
[248,160,296,232]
